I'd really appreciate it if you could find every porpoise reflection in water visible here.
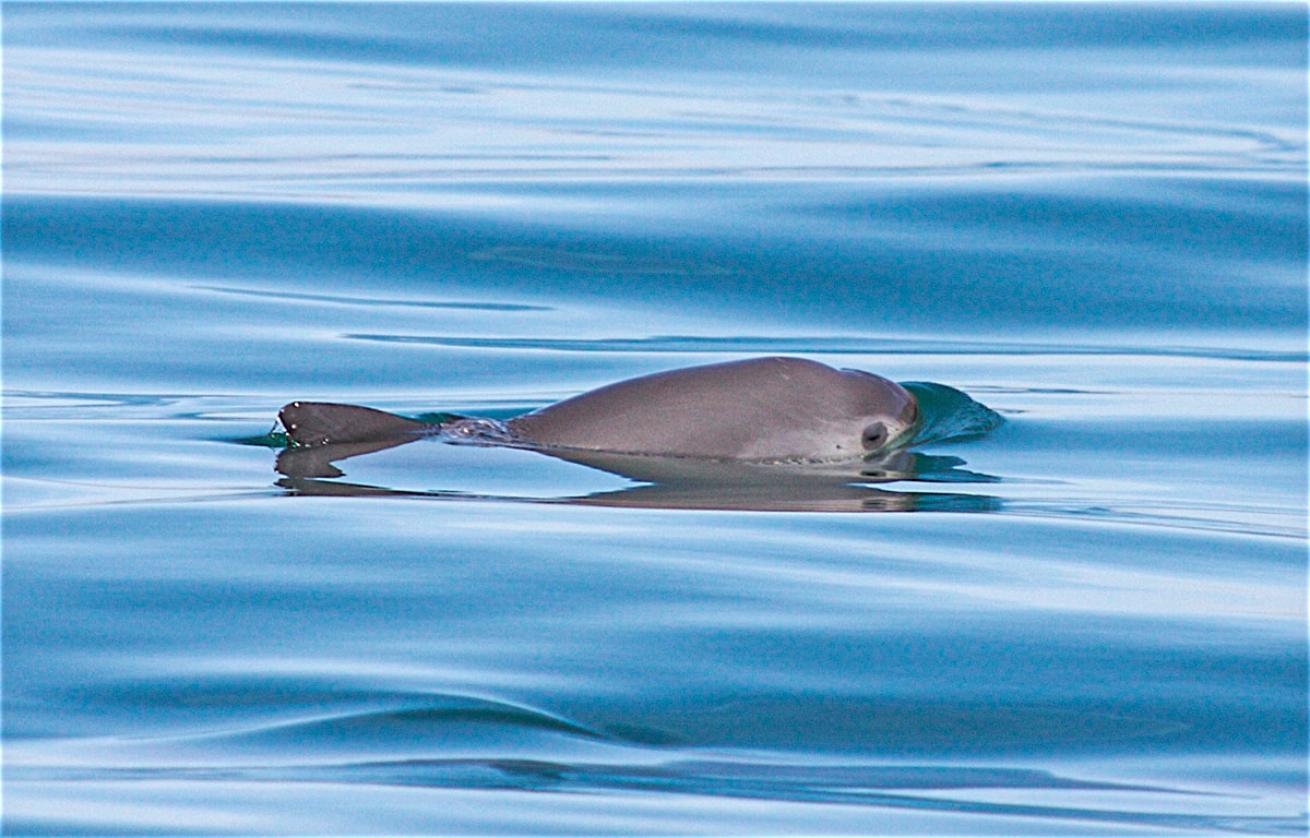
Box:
[272,356,1001,513]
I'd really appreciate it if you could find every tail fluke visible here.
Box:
[278,401,435,447]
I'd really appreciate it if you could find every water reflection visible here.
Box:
[273,433,1002,513]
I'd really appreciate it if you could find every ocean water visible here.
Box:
[3,3,1307,834]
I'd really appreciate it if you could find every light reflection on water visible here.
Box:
[3,3,1306,835]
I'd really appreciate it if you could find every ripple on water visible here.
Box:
[2,3,1305,835]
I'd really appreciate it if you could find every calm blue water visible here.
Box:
[3,4,1307,834]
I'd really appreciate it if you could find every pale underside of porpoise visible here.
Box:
[278,356,920,463]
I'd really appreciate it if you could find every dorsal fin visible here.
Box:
[278,401,435,446]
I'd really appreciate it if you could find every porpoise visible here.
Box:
[278,356,919,463]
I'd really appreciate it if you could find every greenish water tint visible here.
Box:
[3,3,1306,835]
[903,382,1005,446]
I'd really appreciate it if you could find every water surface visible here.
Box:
[3,4,1307,835]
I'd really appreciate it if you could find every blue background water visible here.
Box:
[3,3,1307,834]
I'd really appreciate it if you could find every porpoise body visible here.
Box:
[279,356,919,463]
[506,356,917,460]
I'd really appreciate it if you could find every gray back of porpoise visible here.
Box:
[506,356,918,461]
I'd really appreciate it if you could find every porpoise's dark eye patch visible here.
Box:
[862,422,888,450]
